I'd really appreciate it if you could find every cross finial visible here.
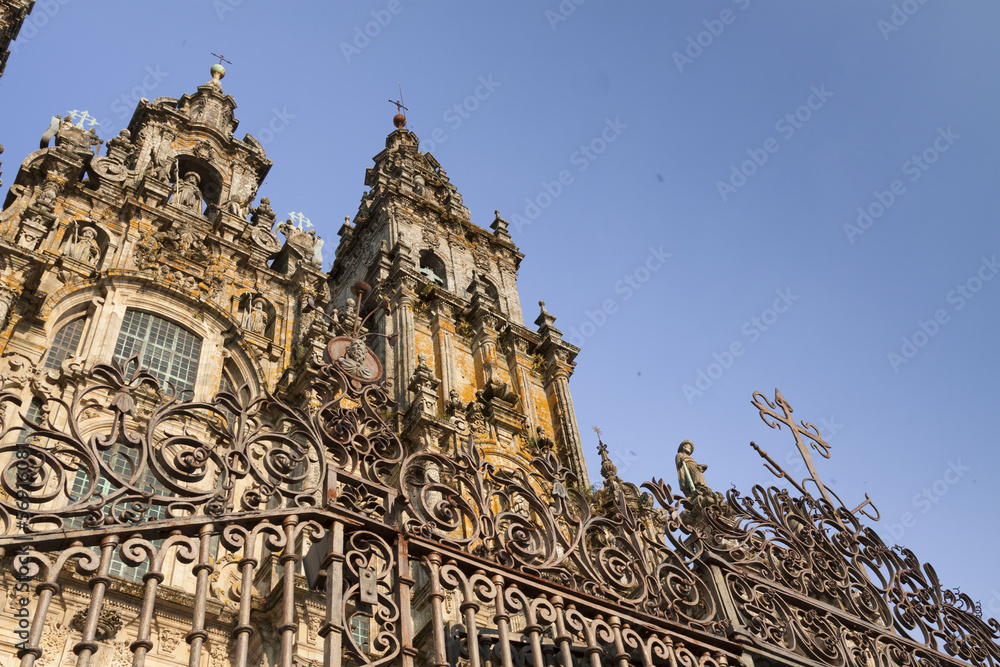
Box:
[389,83,409,128]
[288,211,312,230]
[388,97,409,115]
[212,52,232,65]
[66,110,99,128]
[750,388,880,526]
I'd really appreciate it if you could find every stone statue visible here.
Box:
[337,338,372,379]
[444,388,464,416]
[226,182,255,220]
[241,298,267,335]
[149,152,172,182]
[277,219,321,266]
[676,440,710,499]
[54,115,89,151]
[174,172,203,213]
[227,195,249,219]
[341,298,359,336]
[35,187,56,214]
[535,426,556,451]
[311,235,324,267]
[61,226,101,266]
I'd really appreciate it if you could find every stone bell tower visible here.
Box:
[328,112,590,487]
[0,62,329,418]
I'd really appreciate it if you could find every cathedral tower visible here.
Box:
[328,119,590,487]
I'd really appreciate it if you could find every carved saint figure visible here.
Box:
[227,195,249,219]
[337,338,372,379]
[676,440,710,499]
[241,298,267,335]
[341,297,360,336]
[61,226,101,266]
[175,172,203,213]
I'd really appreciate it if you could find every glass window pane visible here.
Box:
[114,310,202,394]
[43,318,86,371]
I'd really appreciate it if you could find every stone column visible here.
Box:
[501,330,537,431]
[548,366,590,489]
[515,366,538,430]
[392,291,416,408]
[431,305,458,403]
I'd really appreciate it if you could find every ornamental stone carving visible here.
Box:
[173,171,203,213]
[240,297,268,335]
[70,607,123,641]
[60,225,101,266]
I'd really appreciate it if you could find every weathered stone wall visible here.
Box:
[0,0,34,79]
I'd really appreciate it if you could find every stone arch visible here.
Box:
[166,155,223,217]
[38,277,266,398]
[466,274,500,303]
[419,249,448,289]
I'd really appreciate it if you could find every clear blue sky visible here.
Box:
[2,2,998,614]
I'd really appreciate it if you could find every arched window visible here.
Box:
[481,277,500,303]
[113,310,202,394]
[466,276,500,304]
[43,317,86,370]
[419,250,447,288]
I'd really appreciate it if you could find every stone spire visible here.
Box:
[326,115,589,488]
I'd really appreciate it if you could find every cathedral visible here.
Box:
[0,52,997,667]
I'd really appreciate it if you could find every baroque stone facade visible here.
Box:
[0,65,997,667]
[0,0,33,79]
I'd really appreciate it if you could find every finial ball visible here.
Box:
[210,63,226,80]
[393,113,407,128]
